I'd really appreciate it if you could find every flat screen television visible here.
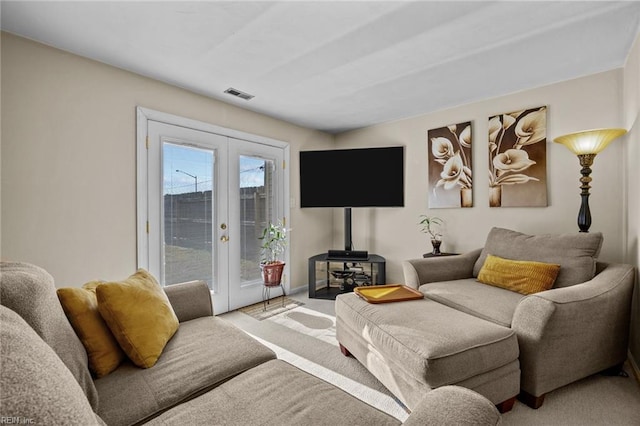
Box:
[299,146,404,208]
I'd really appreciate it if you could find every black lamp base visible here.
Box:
[578,193,591,233]
[577,154,595,233]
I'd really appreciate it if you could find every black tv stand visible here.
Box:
[327,249,369,260]
[343,207,353,251]
[308,253,386,300]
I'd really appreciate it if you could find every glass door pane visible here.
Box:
[147,120,228,313]
[228,139,284,311]
[239,155,275,284]
[163,143,214,287]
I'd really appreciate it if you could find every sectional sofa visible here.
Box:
[0,261,501,425]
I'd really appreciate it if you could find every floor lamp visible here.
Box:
[554,128,627,233]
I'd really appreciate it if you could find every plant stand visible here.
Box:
[261,261,286,311]
[262,282,285,311]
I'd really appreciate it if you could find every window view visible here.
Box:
[163,143,214,287]
[239,155,274,283]
[162,145,275,288]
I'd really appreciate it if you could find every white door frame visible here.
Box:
[136,107,290,314]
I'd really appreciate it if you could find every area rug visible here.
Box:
[238,296,304,320]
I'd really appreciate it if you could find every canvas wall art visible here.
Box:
[487,106,548,207]
[427,122,473,208]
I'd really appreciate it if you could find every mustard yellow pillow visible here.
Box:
[57,281,126,378]
[96,269,178,368]
[477,254,560,295]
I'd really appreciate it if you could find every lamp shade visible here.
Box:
[553,128,627,155]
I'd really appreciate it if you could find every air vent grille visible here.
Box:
[224,87,254,101]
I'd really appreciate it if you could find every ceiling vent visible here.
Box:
[224,87,254,101]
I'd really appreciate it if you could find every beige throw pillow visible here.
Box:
[473,227,603,287]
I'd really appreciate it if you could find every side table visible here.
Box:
[422,252,458,258]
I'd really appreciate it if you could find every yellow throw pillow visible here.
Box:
[96,269,179,369]
[477,254,560,295]
[57,281,126,378]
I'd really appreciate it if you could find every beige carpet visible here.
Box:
[266,306,338,347]
[223,293,640,425]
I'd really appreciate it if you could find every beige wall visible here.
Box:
[336,70,626,283]
[623,31,640,371]
[0,32,334,290]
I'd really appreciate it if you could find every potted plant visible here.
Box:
[258,220,288,286]
[418,215,445,255]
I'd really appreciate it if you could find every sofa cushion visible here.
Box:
[477,254,560,295]
[57,281,126,378]
[473,227,603,288]
[145,359,400,426]
[0,305,104,425]
[336,293,519,388]
[94,316,277,426]
[0,261,99,410]
[96,269,179,368]
[420,278,526,327]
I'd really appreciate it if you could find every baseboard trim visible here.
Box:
[628,351,640,384]
[287,286,307,296]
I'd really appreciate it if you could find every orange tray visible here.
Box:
[354,284,424,304]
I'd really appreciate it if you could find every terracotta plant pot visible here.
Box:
[261,261,285,286]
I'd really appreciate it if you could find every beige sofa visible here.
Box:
[403,228,635,408]
[337,228,634,411]
[0,261,501,425]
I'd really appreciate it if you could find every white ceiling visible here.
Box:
[2,1,640,134]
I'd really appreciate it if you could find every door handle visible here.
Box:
[220,235,229,243]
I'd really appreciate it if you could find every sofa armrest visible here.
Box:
[512,262,635,396]
[164,280,214,322]
[402,385,501,426]
[402,248,482,289]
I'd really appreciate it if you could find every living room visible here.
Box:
[2,1,640,425]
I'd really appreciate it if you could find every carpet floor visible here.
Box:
[222,293,640,425]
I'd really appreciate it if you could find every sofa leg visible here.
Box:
[495,396,516,413]
[339,343,352,357]
[518,390,545,409]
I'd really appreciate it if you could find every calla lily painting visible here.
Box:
[488,106,548,207]
[428,121,473,208]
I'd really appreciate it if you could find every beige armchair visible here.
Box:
[403,227,635,408]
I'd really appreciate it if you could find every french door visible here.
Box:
[139,113,286,314]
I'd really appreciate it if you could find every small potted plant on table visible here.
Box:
[418,215,445,255]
